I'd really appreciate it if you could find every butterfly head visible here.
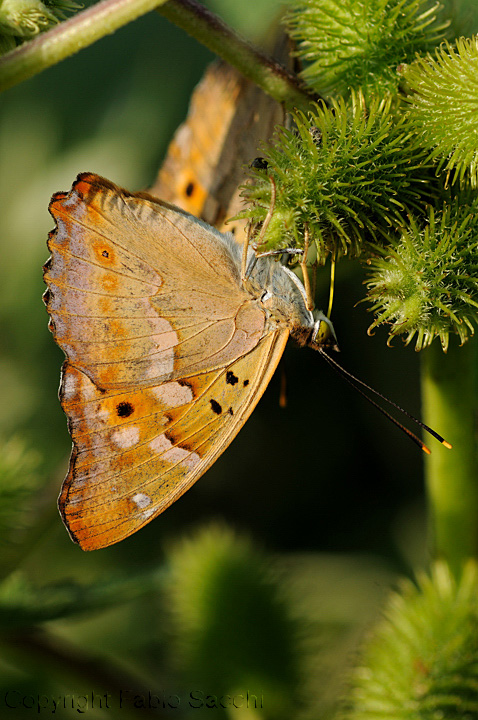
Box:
[249,256,339,352]
[309,311,339,352]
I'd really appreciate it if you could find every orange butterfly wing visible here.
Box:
[149,60,284,241]
[44,173,288,550]
[44,174,266,389]
[57,329,287,550]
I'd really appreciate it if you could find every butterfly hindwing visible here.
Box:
[59,328,288,550]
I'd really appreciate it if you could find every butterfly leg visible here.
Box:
[300,225,315,312]
[241,220,261,282]
[241,222,252,282]
[311,256,318,307]
[242,176,277,283]
[255,248,302,260]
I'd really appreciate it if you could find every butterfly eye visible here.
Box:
[315,320,331,344]
[311,312,338,349]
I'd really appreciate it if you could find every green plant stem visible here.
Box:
[157,0,314,111]
[421,337,478,576]
[0,0,170,92]
[0,0,314,112]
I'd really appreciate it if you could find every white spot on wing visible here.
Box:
[175,124,192,150]
[154,325,178,351]
[62,370,77,399]
[146,347,175,380]
[150,318,179,378]
[97,405,110,423]
[132,492,152,509]
[178,449,201,471]
[141,319,178,380]
[111,425,140,449]
[132,492,155,519]
[150,434,200,471]
[150,435,172,453]
[152,381,193,407]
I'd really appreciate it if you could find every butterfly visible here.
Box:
[150,60,285,242]
[44,173,336,551]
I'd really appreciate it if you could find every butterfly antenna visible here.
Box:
[317,348,452,453]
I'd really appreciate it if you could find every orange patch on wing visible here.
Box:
[101,274,118,293]
[108,319,127,338]
[93,242,116,265]
[74,174,100,200]
[98,297,114,314]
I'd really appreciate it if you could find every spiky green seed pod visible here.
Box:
[165,524,299,717]
[241,92,433,261]
[0,0,80,49]
[284,0,450,99]
[366,200,478,351]
[404,37,478,187]
[344,561,478,720]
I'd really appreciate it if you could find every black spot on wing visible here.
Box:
[178,379,193,389]
[243,379,250,387]
[165,429,194,454]
[228,407,233,416]
[117,401,134,418]
[210,399,222,415]
[226,371,239,386]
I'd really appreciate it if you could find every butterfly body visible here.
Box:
[44,173,330,550]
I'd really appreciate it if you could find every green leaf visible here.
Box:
[0,436,41,549]
[0,569,165,628]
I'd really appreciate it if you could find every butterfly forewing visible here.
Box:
[59,329,288,550]
[45,174,264,391]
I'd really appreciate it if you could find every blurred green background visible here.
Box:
[1,1,477,718]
